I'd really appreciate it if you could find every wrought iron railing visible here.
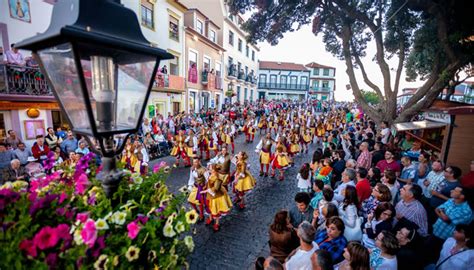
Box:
[257,82,309,91]
[0,64,53,96]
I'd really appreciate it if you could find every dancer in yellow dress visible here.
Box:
[233,151,256,209]
[187,158,208,221]
[204,164,233,231]
[170,130,190,167]
[256,132,274,177]
[271,145,290,181]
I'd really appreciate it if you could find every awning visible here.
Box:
[392,120,447,132]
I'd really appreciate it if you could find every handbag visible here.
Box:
[343,216,363,242]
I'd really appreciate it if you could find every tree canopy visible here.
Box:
[228,0,474,123]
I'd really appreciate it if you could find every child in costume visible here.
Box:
[233,152,256,209]
[203,164,233,231]
[271,145,290,181]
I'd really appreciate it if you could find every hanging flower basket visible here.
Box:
[0,154,195,269]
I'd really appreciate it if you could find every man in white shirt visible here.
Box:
[380,121,391,144]
[334,168,356,202]
[5,44,25,66]
[285,221,319,270]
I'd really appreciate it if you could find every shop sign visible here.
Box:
[423,112,450,124]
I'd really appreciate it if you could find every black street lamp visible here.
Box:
[16,0,173,197]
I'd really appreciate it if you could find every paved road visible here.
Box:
[150,132,319,270]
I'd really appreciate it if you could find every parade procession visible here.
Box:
[1,0,473,269]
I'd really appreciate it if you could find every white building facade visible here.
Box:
[122,0,187,117]
[180,0,259,104]
[305,62,336,101]
[257,61,310,101]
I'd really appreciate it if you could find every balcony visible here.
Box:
[0,64,53,98]
[310,86,332,92]
[245,75,257,85]
[201,70,209,85]
[258,82,309,91]
[237,71,245,81]
[154,73,185,93]
[227,65,237,78]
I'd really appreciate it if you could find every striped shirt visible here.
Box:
[395,199,428,237]
[357,150,372,170]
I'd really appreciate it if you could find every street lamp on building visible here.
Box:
[16,0,173,197]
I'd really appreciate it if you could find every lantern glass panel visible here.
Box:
[76,42,157,134]
[38,43,90,130]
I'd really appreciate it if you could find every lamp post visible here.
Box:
[16,0,173,197]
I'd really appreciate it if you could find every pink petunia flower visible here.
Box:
[127,221,141,240]
[76,212,89,223]
[81,219,97,248]
[58,192,68,204]
[153,161,167,173]
[74,173,90,195]
[33,226,59,250]
[19,239,37,258]
[55,224,71,241]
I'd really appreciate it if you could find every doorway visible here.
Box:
[52,110,69,130]
[172,102,180,115]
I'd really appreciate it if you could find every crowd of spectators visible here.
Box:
[256,108,473,270]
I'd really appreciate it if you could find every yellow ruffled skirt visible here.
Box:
[207,194,232,217]
[234,174,256,193]
[260,151,271,164]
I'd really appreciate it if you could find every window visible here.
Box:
[209,29,216,43]
[237,62,242,73]
[270,75,277,87]
[290,76,297,88]
[313,68,319,75]
[312,80,319,88]
[203,57,211,71]
[189,50,198,68]
[280,75,287,86]
[246,46,249,57]
[229,31,234,45]
[228,56,233,67]
[323,68,329,76]
[259,74,267,84]
[244,88,248,100]
[169,16,179,41]
[245,66,248,76]
[215,62,222,74]
[301,77,308,88]
[238,39,243,52]
[196,20,203,34]
[237,86,241,102]
[250,89,254,100]
[252,50,255,61]
[322,80,329,89]
[141,0,154,29]
[169,56,179,75]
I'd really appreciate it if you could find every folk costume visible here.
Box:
[170,130,190,167]
[257,116,268,135]
[245,119,256,143]
[256,135,274,177]
[185,130,198,160]
[187,164,208,220]
[205,167,233,231]
[233,155,256,209]
[198,127,211,160]
[271,145,290,181]
[121,143,138,172]
[209,150,232,189]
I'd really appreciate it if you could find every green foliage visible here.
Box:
[361,90,380,105]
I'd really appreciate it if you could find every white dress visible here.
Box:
[297,173,311,191]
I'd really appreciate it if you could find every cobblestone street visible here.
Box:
[150,131,319,269]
